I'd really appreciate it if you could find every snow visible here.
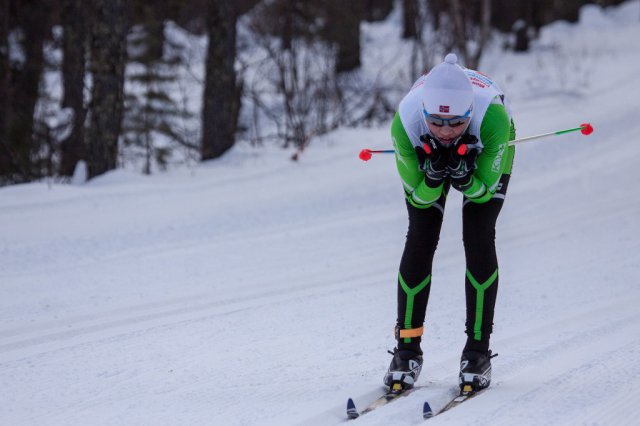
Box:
[2,1,640,425]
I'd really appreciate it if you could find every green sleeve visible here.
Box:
[461,103,515,204]
[391,113,444,209]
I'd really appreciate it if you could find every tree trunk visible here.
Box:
[3,0,49,182]
[363,0,393,22]
[141,2,166,62]
[86,0,127,178]
[0,0,9,179]
[513,20,530,52]
[235,0,261,16]
[328,0,363,73]
[427,0,447,32]
[59,0,88,177]
[200,0,239,160]
[402,0,418,39]
[280,0,294,51]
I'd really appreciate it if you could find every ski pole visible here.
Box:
[358,149,395,161]
[358,122,594,161]
[508,122,593,146]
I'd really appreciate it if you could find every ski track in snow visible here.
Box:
[2,2,640,425]
[0,267,388,358]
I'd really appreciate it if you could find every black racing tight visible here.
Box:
[396,175,510,355]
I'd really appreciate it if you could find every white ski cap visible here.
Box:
[422,53,474,117]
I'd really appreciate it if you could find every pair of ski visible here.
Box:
[346,383,483,420]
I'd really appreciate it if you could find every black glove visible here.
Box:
[417,134,448,187]
[447,134,483,190]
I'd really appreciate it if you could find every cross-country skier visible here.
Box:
[384,53,515,394]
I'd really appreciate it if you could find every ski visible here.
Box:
[424,384,486,420]
[347,382,488,420]
[346,384,422,420]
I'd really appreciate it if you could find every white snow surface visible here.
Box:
[2,2,640,425]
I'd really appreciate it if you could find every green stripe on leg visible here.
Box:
[466,269,498,341]
[399,273,431,342]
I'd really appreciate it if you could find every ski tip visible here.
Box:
[346,398,359,419]
[423,401,434,419]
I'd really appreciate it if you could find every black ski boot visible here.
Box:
[383,348,423,393]
[458,350,495,393]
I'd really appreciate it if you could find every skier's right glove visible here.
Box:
[447,134,483,190]
[417,134,448,188]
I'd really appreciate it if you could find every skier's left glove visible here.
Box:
[447,134,483,190]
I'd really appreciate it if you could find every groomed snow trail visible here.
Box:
[1,2,640,425]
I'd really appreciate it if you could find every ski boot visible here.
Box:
[383,348,423,393]
[458,349,496,394]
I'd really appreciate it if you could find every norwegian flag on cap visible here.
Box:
[439,105,450,113]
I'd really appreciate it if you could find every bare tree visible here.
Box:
[241,0,402,158]
[449,0,491,69]
[243,2,342,157]
[86,0,127,178]
[404,0,436,79]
